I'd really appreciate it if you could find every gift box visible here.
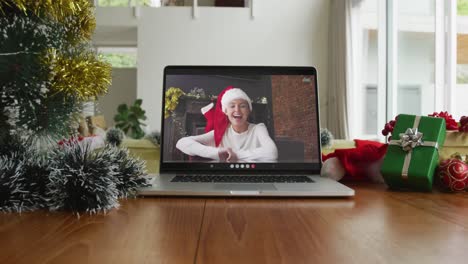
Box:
[439,131,468,161]
[381,114,446,191]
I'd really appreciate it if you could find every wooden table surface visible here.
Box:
[1,183,468,264]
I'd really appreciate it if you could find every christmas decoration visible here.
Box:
[451,152,468,164]
[45,49,111,100]
[320,128,334,148]
[186,87,208,99]
[58,135,105,151]
[47,141,119,214]
[0,149,49,212]
[0,153,26,212]
[382,112,466,140]
[439,131,468,161]
[220,88,252,112]
[15,150,51,210]
[322,139,387,182]
[105,147,148,198]
[321,157,346,181]
[0,0,96,43]
[201,86,233,146]
[438,158,468,192]
[0,1,111,143]
[381,116,397,140]
[164,87,185,118]
[0,1,144,214]
[460,116,468,132]
[381,114,446,191]
[0,136,148,214]
[429,111,459,130]
[0,134,25,157]
[106,128,125,146]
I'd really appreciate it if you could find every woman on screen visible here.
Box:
[176,86,278,162]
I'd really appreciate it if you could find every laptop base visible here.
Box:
[138,174,355,197]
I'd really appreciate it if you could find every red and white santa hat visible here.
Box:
[201,86,252,147]
[220,88,252,112]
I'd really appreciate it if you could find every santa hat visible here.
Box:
[321,139,388,182]
[221,88,252,112]
[201,86,252,147]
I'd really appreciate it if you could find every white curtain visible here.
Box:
[326,0,351,139]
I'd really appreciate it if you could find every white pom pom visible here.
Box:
[320,157,346,181]
[366,158,385,183]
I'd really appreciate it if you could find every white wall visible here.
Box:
[137,0,330,132]
[97,68,137,127]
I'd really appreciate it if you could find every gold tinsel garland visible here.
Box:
[45,49,112,101]
[0,0,95,42]
[165,87,185,119]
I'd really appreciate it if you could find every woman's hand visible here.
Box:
[226,148,238,162]
[218,148,229,161]
[218,148,238,162]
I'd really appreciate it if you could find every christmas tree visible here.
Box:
[0,0,111,149]
[0,1,148,214]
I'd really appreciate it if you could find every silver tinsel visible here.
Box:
[103,146,148,199]
[105,127,125,147]
[320,128,334,148]
[0,151,49,213]
[47,141,119,214]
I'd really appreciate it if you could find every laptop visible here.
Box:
[138,66,354,197]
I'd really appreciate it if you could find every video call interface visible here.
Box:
[162,74,320,164]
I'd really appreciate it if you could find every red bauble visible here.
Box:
[438,159,468,192]
[460,124,468,132]
[460,116,468,126]
[459,116,468,132]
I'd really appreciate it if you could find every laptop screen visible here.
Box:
[161,66,321,172]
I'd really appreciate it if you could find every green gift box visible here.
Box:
[381,114,446,191]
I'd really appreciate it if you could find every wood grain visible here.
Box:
[2,185,468,264]
[197,184,468,264]
[0,198,205,264]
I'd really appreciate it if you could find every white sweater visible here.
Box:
[176,123,278,162]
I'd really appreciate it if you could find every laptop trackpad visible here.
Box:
[214,184,277,191]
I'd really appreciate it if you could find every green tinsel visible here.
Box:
[106,128,125,147]
[0,0,96,44]
[0,139,149,213]
[0,15,57,108]
[47,141,119,214]
[0,150,49,212]
[0,133,25,158]
[18,94,81,141]
[105,146,148,198]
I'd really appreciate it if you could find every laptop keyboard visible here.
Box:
[171,175,314,183]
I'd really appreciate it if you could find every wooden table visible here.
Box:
[1,183,468,264]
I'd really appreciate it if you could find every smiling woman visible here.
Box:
[175,86,278,162]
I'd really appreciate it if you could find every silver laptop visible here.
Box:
[138,66,354,197]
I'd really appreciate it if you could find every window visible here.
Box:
[394,0,435,117]
[348,0,385,140]
[349,0,466,140]
[97,47,137,68]
[456,0,468,118]
[97,0,133,6]
[97,0,154,7]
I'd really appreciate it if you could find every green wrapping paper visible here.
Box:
[381,114,446,191]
